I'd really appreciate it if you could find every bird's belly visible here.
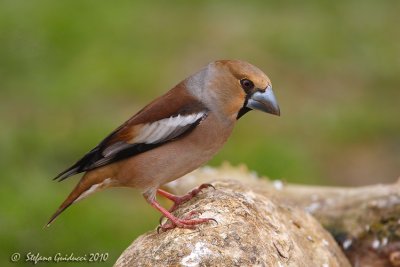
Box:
[116,116,234,190]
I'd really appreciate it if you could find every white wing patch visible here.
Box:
[101,112,207,158]
[133,112,206,144]
[74,178,114,203]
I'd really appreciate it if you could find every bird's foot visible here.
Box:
[157,183,215,213]
[157,211,216,233]
[146,184,216,233]
[157,183,215,224]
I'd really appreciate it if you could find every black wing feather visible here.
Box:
[53,114,206,181]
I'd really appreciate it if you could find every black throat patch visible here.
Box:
[236,95,251,120]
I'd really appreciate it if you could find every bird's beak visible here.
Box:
[246,85,280,116]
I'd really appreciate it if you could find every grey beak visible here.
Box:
[246,86,280,116]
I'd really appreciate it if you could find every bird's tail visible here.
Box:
[45,181,86,227]
[45,172,104,228]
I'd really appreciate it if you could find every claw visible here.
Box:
[159,214,166,225]
[150,184,217,233]
[157,216,215,233]
[199,183,216,191]
[208,218,218,225]
[157,183,215,211]
[156,210,216,233]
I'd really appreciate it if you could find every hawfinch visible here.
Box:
[47,60,280,231]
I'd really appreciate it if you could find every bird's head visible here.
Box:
[187,60,280,121]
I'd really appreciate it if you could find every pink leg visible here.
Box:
[157,211,201,232]
[157,183,215,212]
[144,183,216,232]
[145,196,216,233]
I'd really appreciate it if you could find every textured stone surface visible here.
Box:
[115,179,350,267]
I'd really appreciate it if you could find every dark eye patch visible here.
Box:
[240,78,254,93]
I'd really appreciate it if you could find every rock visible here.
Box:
[115,179,350,267]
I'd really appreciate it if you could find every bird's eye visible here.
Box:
[240,79,254,91]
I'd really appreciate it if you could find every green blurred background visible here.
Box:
[1,0,399,265]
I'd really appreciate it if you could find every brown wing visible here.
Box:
[54,83,208,181]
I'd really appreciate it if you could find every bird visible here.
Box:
[47,60,280,231]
